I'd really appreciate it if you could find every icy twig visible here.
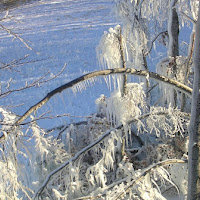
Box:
[20,113,92,126]
[181,12,196,24]
[0,64,66,98]
[0,24,32,50]
[147,31,168,56]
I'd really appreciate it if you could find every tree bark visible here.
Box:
[187,3,200,200]
[168,0,179,57]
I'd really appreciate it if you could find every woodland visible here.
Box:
[0,0,200,200]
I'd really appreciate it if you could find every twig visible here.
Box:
[147,83,159,94]
[181,12,196,24]
[0,24,32,50]
[147,31,168,56]
[0,64,66,98]
[56,121,88,140]
[0,55,49,70]
[20,114,92,126]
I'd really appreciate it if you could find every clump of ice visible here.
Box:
[190,0,199,20]
[96,25,124,91]
[95,94,107,117]
[105,82,146,127]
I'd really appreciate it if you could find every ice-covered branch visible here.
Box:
[33,126,122,199]
[181,12,196,24]
[0,68,192,142]
[76,159,187,200]
[116,159,187,200]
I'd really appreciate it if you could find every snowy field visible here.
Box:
[0,0,117,128]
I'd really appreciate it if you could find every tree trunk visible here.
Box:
[187,3,200,200]
[168,0,179,107]
[168,0,179,57]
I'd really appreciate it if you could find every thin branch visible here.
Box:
[181,12,196,24]
[20,114,92,126]
[56,121,88,140]
[0,64,66,98]
[0,54,49,71]
[146,31,168,56]
[0,24,32,50]
[147,83,159,94]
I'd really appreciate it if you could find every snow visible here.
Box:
[0,0,117,128]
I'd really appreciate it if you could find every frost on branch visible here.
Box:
[96,25,124,92]
[106,82,146,127]
[114,1,148,70]
[29,116,70,184]
[157,56,192,108]
[0,108,33,199]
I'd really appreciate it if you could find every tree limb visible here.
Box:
[0,68,192,142]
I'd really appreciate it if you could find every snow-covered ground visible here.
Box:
[0,0,117,128]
